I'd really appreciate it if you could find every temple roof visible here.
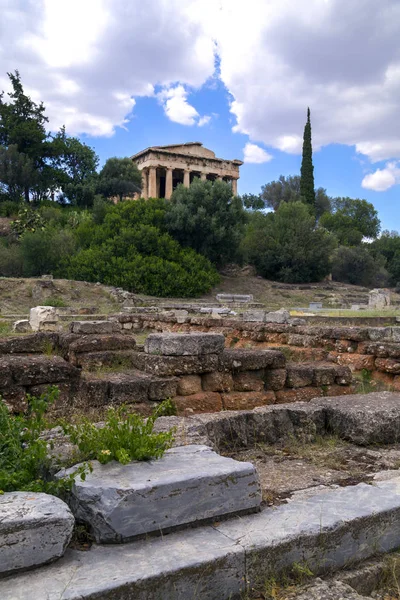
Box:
[131,142,243,164]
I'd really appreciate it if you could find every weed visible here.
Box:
[61,400,175,465]
[41,338,56,356]
[0,320,12,335]
[41,297,67,308]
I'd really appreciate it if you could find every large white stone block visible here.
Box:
[29,306,58,332]
[0,491,74,576]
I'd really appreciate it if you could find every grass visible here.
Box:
[242,561,314,599]
[0,320,13,335]
[41,297,67,308]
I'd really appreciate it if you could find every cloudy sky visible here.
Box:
[1,0,400,229]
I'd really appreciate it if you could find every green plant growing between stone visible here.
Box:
[62,400,175,465]
[0,386,87,495]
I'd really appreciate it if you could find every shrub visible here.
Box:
[11,207,46,237]
[331,245,388,286]
[0,243,23,277]
[0,200,21,217]
[21,228,77,276]
[0,387,86,495]
[62,401,175,465]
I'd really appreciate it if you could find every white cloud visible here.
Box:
[157,85,211,127]
[362,162,400,191]
[198,115,211,127]
[243,142,273,163]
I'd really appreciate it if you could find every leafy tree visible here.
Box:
[51,127,99,206]
[241,193,265,211]
[260,174,330,218]
[320,197,380,245]
[0,145,37,202]
[370,230,400,285]
[300,107,315,207]
[242,201,336,283]
[0,71,50,201]
[98,157,142,202]
[165,178,246,266]
[331,245,388,287]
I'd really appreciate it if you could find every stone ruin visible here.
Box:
[368,288,391,310]
[3,314,400,599]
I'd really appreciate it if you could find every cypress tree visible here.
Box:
[300,107,315,207]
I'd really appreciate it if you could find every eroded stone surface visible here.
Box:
[29,306,58,332]
[63,445,261,543]
[145,332,225,356]
[0,492,74,576]
[70,320,121,334]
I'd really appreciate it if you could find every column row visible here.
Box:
[141,167,238,199]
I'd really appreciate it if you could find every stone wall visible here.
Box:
[115,313,400,389]
[0,330,353,417]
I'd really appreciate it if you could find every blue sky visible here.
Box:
[1,0,400,232]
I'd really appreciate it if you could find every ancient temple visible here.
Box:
[131,142,243,199]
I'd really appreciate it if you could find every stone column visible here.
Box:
[217,175,223,181]
[231,178,238,196]
[148,167,157,198]
[183,170,190,188]
[200,173,207,181]
[141,169,148,199]
[165,168,173,200]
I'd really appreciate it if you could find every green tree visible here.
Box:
[51,127,99,206]
[165,178,246,266]
[241,193,265,211]
[320,197,380,245]
[260,174,330,218]
[370,230,400,285]
[331,245,388,287]
[0,145,37,202]
[98,157,142,202]
[0,71,49,202]
[300,107,315,207]
[242,201,336,283]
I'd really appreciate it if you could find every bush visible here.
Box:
[0,200,21,217]
[0,243,23,277]
[21,228,77,276]
[242,202,336,283]
[62,401,175,465]
[11,207,46,237]
[331,245,388,286]
[0,387,86,495]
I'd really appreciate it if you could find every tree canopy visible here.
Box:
[260,174,330,217]
[300,107,315,207]
[320,197,380,245]
[98,157,142,202]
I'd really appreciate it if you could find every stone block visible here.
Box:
[313,364,339,386]
[64,445,261,543]
[233,370,265,392]
[242,310,265,322]
[275,387,324,404]
[131,352,219,376]
[148,377,178,401]
[76,377,110,409]
[144,332,225,356]
[6,355,80,386]
[70,320,121,334]
[174,392,223,414]
[73,350,134,370]
[264,368,287,391]
[375,358,400,374]
[0,332,58,355]
[29,306,58,332]
[68,334,136,354]
[0,385,27,413]
[107,373,150,404]
[368,327,392,341]
[265,308,290,323]
[311,391,400,445]
[286,364,315,388]
[219,349,285,372]
[334,365,353,385]
[391,327,400,342]
[12,319,32,333]
[222,391,275,410]
[322,384,356,397]
[202,371,234,392]
[177,375,202,396]
[368,288,390,309]
[337,353,375,371]
[0,492,74,576]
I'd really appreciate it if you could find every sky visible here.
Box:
[1,0,400,231]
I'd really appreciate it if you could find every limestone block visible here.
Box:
[337,353,375,371]
[68,334,136,354]
[265,308,290,324]
[312,364,339,386]
[202,371,234,392]
[64,445,261,543]
[375,358,400,374]
[148,376,178,401]
[132,352,219,376]
[286,364,315,388]
[219,349,285,372]
[107,373,151,404]
[0,491,74,576]
[174,392,223,414]
[242,310,265,322]
[12,319,32,333]
[177,375,202,396]
[144,333,225,356]
[3,355,80,386]
[70,320,121,334]
[311,391,400,444]
[222,391,275,410]
[368,288,390,309]
[29,306,58,332]
[232,370,265,392]
[275,387,324,404]
[264,368,287,391]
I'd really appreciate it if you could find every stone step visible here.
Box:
[4,475,400,599]
[63,445,261,543]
